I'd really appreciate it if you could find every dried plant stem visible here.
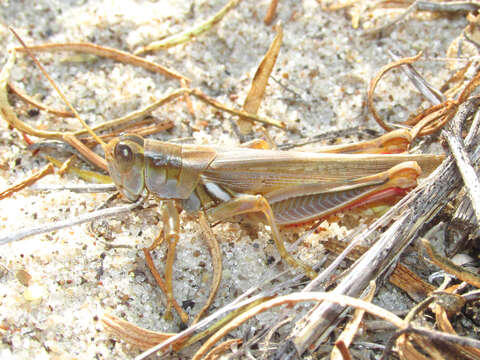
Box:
[191,292,405,360]
[7,82,73,117]
[417,1,480,13]
[1,46,107,170]
[368,51,423,133]
[29,184,117,193]
[276,98,480,359]
[330,281,376,360]
[363,0,420,36]
[192,212,222,325]
[10,28,106,149]
[101,313,178,350]
[142,248,189,323]
[0,199,142,246]
[0,163,54,200]
[72,96,178,136]
[15,42,188,81]
[264,0,278,25]
[421,238,480,288]
[444,131,480,222]
[134,0,241,54]
[204,338,242,360]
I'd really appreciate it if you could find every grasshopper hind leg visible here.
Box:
[206,194,317,279]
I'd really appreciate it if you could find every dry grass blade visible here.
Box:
[0,163,54,200]
[435,305,480,358]
[192,212,222,325]
[277,98,480,359]
[362,0,421,37]
[72,95,179,137]
[81,120,175,144]
[204,338,242,360]
[421,238,480,288]
[396,333,434,360]
[7,82,73,117]
[368,51,423,133]
[15,42,188,81]
[0,50,62,140]
[389,327,480,360]
[330,281,376,360]
[264,0,279,25]
[0,198,142,245]
[134,0,241,55]
[142,248,189,323]
[239,24,283,134]
[189,87,285,128]
[191,291,405,360]
[101,313,181,350]
[10,28,106,149]
[45,156,112,184]
[319,0,359,11]
[0,47,107,170]
[321,237,435,300]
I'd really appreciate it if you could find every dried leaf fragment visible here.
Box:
[239,24,283,134]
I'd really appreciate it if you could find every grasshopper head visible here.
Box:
[105,135,146,201]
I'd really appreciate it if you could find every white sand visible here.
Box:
[0,1,468,358]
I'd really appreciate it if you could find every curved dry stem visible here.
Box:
[142,248,189,323]
[7,82,73,117]
[134,0,241,55]
[0,163,54,200]
[458,69,480,104]
[422,238,480,288]
[409,101,457,138]
[0,50,65,139]
[204,338,242,360]
[101,313,182,350]
[191,291,405,360]
[189,88,285,129]
[368,51,465,138]
[15,42,188,81]
[1,52,106,169]
[192,212,222,325]
[368,51,423,133]
[72,94,180,137]
[10,28,106,149]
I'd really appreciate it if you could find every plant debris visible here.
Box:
[1,1,479,360]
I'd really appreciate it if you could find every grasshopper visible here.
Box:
[103,130,444,317]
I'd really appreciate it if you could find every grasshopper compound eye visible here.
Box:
[106,135,146,202]
[114,142,135,171]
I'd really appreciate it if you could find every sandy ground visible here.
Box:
[0,1,470,359]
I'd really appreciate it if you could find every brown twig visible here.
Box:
[0,163,54,200]
[421,238,480,288]
[192,212,222,325]
[15,42,188,82]
[277,97,480,359]
[264,0,279,25]
[204,338,242,360]
[7,82,73,117]
[142,248,189,323]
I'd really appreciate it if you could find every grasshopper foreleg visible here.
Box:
[206,194,317,279]
[160,200,180,321]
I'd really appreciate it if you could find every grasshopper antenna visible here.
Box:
[8,26,107,150]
